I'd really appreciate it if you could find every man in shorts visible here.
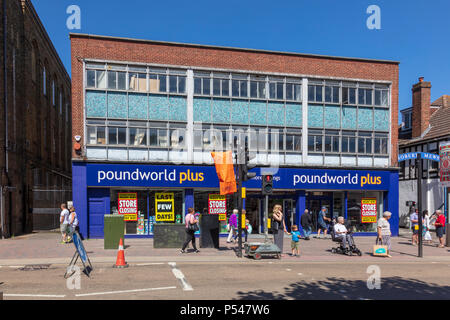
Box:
[317,206,331,238]
[410,209,419,245]
[60,203,70,244]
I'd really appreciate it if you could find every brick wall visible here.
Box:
[0,0,71,236]
[70,34,399,167]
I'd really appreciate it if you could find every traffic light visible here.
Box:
[238,140,257,181]
[262,175,273,195]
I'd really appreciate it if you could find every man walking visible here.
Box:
[59,203,70,244]
[410,209,419,245]
[300,209,312,240]
[317,206,331,238]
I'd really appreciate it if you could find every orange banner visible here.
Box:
[211,151,237,195]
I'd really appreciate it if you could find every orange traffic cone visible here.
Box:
[113,238,129,268]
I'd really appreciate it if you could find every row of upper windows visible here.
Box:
[84,63,390,106]
[42,65,70,122]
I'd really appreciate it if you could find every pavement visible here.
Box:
[0,228,449,266]
[1,229,450,300]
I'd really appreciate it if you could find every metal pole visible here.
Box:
[417,153,423,258]
[264,195,269,242]
[0,185,4,239]
[237,164,243,258]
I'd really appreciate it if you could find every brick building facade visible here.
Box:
[0,0,72,237]
[70,34,400,239]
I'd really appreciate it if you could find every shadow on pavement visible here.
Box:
[235,277,450,300]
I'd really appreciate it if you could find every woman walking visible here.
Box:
[227,209,238,243]
[377,211,392,258]
[181,208,200,253]
[272,204,288,256]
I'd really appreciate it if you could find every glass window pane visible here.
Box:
[278,133,284,151]
[286,83,293,100]
[308,135,315,152]
[349,88,356,104]
[381,90,388,106]
[325,86,332,102]
[325,135,332,151]
[222,79,229,96]
[294,84,301,101]
[250,81,258,98]
[342,88,348,104]
[375,90,381,106]
[96,71,106,89]
[194,78,202,95]
[269,83,276,99]
[130,128,147,146]
[308,85,315,102]
[178,76,186,93]
[108,71,117,89]
[286,135,293,151]
[358,138,364,153]
[333,136,339,152]
[232,80,240,97]
[203,78,210,95]
[117,72,126,90]
[87,127,96,144]
[294,135,302,151]
[108,127,117,144]
[259,82,266,99]
[97,127,106,145]
[342,137,349,152]
[316,135,323,151]
[159,75,166,93]
[118,128,127,144]
[366,89,373,105]
[149,129,158,146]
[315,85,322,102]
[349,137,356,153]
[276,82,283,100]
[169,76,177,93]
[158,129,168,147]
[194,130,202,149]
[240,81,247,98]
[213,79,221,96]
[87,70,95,88]
[358,89,365,105]
[333,87,340,103]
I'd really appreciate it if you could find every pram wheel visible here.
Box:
[254,253,262,260]
[331,248,337,253]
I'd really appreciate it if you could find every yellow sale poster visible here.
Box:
[361,198,377,223]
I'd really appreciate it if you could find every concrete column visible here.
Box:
[186,70,194,163]
[302,78,308,165]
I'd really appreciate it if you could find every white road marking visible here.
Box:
[75,286,176,297]
[4,294,66,298]
[297,273,303,276]
[286,269,291,271]
[5,266,24,268]
[136,263,165,266]
[168,262,193,291]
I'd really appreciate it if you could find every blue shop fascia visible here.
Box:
[73,161,399,239]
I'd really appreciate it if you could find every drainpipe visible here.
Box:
[1,0,9,239]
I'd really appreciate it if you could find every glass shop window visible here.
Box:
[347,191,382,233]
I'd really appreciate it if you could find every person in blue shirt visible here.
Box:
[317,206,331,238]
[410,209,419,245]
[288,225,302,257]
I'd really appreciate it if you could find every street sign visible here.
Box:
[398,152,440,162]
[439,143,450,187]
[64,231,93,279]
[73,232,88,264]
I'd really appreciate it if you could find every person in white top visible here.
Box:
[59,203,70,243]
[333,217,354,251]
[69,207,80,240]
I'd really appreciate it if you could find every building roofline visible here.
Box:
[23,0,71,84]
[69,33,401,65]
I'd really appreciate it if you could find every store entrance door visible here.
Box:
[307,196,332,232]
[283,199,295,232]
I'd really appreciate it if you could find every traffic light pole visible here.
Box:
[237,164,243,258]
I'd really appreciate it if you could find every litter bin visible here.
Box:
[200,214,220,249]
[104,215,125,250]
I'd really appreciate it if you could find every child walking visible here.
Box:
[289,225,301,257]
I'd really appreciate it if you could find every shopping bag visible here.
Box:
[424,231,432,241]
[226,224,230,232]
[373,238,388,257]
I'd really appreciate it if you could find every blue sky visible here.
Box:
[32,0,449,116]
